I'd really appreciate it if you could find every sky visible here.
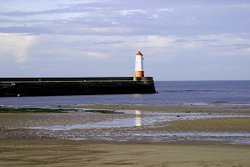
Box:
[0,0,250,81]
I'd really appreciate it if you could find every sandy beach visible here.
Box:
[0,104,250,166]
[0,139,250,167]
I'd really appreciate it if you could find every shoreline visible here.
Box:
[2,103,250,114]
[68,104,250,113]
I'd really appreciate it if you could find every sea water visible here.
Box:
[0,80,250,107]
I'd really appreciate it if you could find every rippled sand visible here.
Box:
[0,139,250,167]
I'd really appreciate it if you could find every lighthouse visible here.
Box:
[134,51,144,78]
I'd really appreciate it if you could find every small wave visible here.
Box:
[162,89,214,93]
[211,101,230,104]
[186,89,213,92]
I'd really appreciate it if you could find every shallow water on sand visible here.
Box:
[16,109,249,145]
[31,110,249,130]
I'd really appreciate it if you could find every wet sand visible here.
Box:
[152,117,250,132]
[1,105,250,141]
[0,139,250,167]
[0,105,250,166]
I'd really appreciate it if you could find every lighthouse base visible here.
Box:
[134,71,144,78]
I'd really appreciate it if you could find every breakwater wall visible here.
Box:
[0,77,156,97]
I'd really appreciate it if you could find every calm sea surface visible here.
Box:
[0,81,250,107]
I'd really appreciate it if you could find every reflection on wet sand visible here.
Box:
[1,108,250,144]
[134,110,142,127]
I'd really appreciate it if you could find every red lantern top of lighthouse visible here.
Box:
[136,51,143,56]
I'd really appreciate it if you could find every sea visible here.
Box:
[0,80,250,107]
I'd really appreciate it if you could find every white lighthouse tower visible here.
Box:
[134,51,144,78]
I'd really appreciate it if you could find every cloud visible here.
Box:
[136,35,176,47]
[1,1,250,37]
[85,52,106,59]
[0,33,34,63]
[158,8,173,13]
[156,34,250,56]
[147,14,159,19]
[119,9,146,16]
[182,42,201,49]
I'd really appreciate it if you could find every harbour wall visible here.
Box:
[0,77,156,97]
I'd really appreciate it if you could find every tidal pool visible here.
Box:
[31,109,249,130]
[25,109,250,145]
